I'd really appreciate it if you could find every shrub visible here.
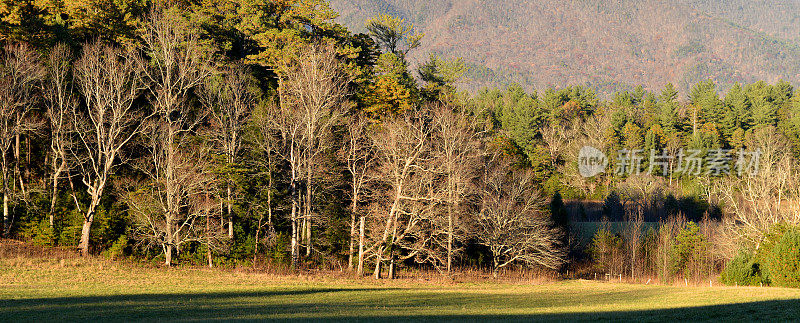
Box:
[763,227,800,288]
[589,224,624,274]
[723,225,800,288]
[754,224,792,283]
[270,231,290,264]
[721,250,766,286]
[104,235,129,260]
[229,224,255,259]
[22,218,55,247]
[58,208,85,247]
[669,222,708,279]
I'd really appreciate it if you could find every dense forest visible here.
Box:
[2,0,800,286]
[331,0,800,95]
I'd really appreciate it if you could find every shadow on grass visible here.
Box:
[1,287,799,322]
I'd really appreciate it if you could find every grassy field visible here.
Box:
[3,245,800,321]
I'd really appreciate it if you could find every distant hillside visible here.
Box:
[330,0,800,96]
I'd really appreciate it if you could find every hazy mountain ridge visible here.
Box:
[330,0,800,96]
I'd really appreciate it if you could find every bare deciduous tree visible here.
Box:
[43,43,76,228]
[541,119,575,168]
[340,113,375,273]
[0,43,42,235]
[429,105,481,274]
[276,42,350,267]
[716,126,800,248]
[557,112,613,196]
[248,103,279,266]
[127,143,223,265]
[136,5,213,265]
[624,208,644,280]
[366,110,434,279]
[73,41,145,255]
[269,97,304,269]
[200,65,255,239]
[476,153,565,278]
[617,174,664,214]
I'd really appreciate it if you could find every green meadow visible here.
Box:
[2,253,800,322]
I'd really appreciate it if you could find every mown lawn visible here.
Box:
[2,254,800,322]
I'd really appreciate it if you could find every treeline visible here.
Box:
[0,2,566,278]
[467,76,800,284]
[3,1,800,283]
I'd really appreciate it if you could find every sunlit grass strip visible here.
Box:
[3,257,800,321]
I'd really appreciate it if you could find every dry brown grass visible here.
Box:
[0,240,724,289]
[0,241,562,289]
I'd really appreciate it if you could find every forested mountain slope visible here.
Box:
[330,0,800,95]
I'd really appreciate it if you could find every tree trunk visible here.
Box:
[206,199,213,268]
[164,244,173,266]
[24,136,30,185]
[387,239,397,280]
[2,151,8,237]
[15,134,25,198]
[305,172,312,257]
[374,257,382,279]
[305,215,312,257]
[220,200,224,227]
[447,202,453,274]
[348,202,357,270]
[2,187,7,237]
[492,257,499,279]
[267,196,273,228]
[357,216,365,276]
[49,153,67,228]
[164,208,174,266]
[227,184,233,239]
[78,192,103,257]
[669,162,673,187]
[2,155,8,237]
[388,257,396,279]
[78,215,94,256]
[300,210,306,252]
[254,212,263,267]
[14,134,19,193]
[375,192,401,279]
[49,167,60,228]
[290,180,298,269]
[291,211,298,269]
[267,160,274,232]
